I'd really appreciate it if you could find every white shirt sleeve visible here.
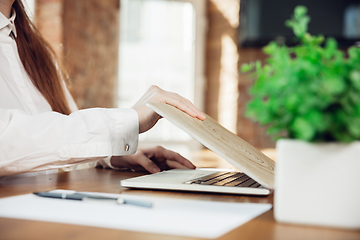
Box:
[0,107,139,176]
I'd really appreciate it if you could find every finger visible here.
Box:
[164,96,205,120]
[173,94,206,120]
[179,98,205,120]
[132,152,161,173]
[141,146,195,169]
[149,87,205,120]
[154,147,196,169]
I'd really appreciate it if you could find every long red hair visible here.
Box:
[13,0,71,115]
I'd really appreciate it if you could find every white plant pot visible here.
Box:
[274,139,360,229]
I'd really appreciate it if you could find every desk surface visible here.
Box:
[0,151,359,240]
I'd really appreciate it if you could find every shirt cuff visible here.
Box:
[57,108,139,159]
[96,108,139,170]
[110,108,139,156]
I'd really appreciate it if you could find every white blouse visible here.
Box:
[0,10,139,176]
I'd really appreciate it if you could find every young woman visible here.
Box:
[0,0,205,177]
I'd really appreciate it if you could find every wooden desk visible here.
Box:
[0,151,359,240]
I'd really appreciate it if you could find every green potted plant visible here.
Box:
[241,6,360,229]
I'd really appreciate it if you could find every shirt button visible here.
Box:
[125,144,130,152]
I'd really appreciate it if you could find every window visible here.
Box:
[118,0,206,158]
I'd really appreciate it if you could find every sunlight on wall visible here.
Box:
[210,0,239,28]
[218,34,239,133]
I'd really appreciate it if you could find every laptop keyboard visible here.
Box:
[184,171,262,188]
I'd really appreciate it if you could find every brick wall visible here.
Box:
[35,0,119,109]
[35,0,63,59]
[62,0,120,109]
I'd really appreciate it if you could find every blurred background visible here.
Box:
[23,0,360,158]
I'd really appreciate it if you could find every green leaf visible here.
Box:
[324,38,337,59]
[348,47,360,61]
[349,70,360,91]
[241,63,254,73]
[294,6,307,19]
[304,110,325,132]
[284,94,301,111]
[266,125,283,135]
[263,42,279,55]
[333,131,354,143]
[255,60,262,72]
[322,77,346,95]
[290,117,315,141]
[286,6,310,39]
[348,121,360,138]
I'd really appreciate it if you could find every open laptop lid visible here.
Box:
[147,102,275,189]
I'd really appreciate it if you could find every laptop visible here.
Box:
[121,102,275,196]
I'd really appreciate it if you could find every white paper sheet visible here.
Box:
[0,190,272,239]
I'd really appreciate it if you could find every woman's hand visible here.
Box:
[132,85,205,133]
[110,146,196,173]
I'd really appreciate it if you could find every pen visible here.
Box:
[33,191,152,208]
